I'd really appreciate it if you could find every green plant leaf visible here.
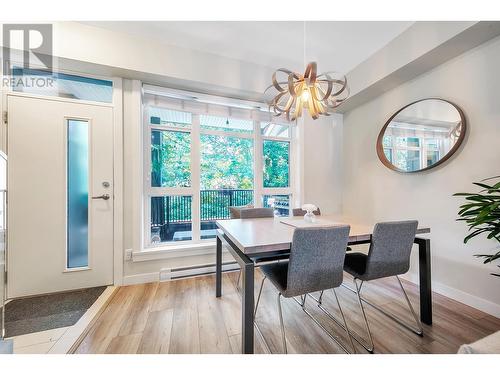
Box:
[482,175,500,182]
[455,175,500,276]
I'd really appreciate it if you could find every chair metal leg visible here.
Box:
[258,286,356,354]
[236,269,242,293]
[310,290,367,353]
[332,289,356,354]
[343,277,423,337]
[318,290,324,305]
[254,276,266,317]
[253,276,273,354]
[292,293,354,354]
[353,278,375,353]
[277,293,288,354]
[395,276,424,335]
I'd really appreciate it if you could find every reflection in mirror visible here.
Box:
[378,99,465,173]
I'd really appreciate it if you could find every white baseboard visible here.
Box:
[400,273,500,319]
[122,262,240,286]
[123,272,160,285]
[163,263,240,280]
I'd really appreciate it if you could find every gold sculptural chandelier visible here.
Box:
[265,62,349,121]
[264,22,349,121]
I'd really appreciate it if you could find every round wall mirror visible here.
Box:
[376,98,466,173]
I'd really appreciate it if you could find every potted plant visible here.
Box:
[454,176,500,277]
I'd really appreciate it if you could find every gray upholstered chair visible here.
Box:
[239,207,274,219]
[254,226,355,354]
[340,220,422,353]
[232,207,275,291]
[292,206,353,252]
[292,207,321,216]
[228,205,254,219]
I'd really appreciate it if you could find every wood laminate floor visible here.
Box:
[74,271,500,354]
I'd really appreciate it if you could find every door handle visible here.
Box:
[92,194,110,200]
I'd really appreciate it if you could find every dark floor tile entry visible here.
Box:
[3,286,106,337]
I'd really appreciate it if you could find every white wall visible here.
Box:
[302,114,343,214]
[342,36,500,316]
[50,22,273,100]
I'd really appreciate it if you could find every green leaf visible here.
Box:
[482,175,500,182]
[455,175,500,274]
[463,228,489,243]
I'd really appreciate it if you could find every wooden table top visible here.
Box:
[216,215,430,255]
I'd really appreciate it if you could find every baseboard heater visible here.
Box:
[160,261,241,281]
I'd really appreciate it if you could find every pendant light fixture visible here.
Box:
[265,22,349,121]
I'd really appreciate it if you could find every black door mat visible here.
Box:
[3,286,106,337]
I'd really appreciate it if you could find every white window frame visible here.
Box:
[259,122,294,215]
[142,90,296,250]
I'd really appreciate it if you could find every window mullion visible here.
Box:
[254,120,263,207]
[191,114,201,242]
[143,106,152,248]
[421,139,427,169]
[288,126,296,209]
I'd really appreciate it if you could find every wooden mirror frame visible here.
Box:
[376,98,467,173]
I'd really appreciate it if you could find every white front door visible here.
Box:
[7,94,114,298]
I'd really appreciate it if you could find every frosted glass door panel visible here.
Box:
[67,120,89,268]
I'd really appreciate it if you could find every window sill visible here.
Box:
[132,241,218,262]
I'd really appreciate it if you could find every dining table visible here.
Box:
[215,215,431,354]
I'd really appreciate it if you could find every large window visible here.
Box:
[143,89,294,247]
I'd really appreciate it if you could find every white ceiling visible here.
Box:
[81,21,413,74]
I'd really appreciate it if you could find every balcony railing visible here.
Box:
[199,189,254,221]
[151,189,291,243]
[151,189,253,242]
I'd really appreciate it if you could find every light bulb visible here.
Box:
[301,88,310,101]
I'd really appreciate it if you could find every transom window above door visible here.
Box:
[143,86,295,248]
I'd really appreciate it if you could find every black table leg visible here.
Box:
[216,235,222,298]
[415,237,432,325]
[241,258,255,354]
[215,231,255,353]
